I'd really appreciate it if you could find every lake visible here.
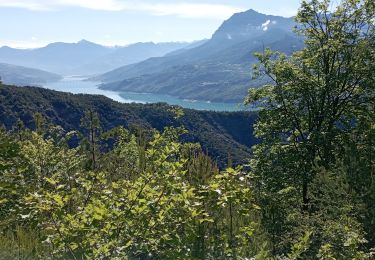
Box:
[43,77,250,112]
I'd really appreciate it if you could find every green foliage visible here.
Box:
[288,231,312,260]
[0,116,261,259]
[0,227,52,259]
[246,0,374,257]
[0,1,374,259]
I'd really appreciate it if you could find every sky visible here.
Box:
[0,0,301,48]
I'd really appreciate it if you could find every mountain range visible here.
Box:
[0,9,303,103]
[95,9,303,102]
[0,40,196,76]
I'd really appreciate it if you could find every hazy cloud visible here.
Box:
[143,3,243,19]
[0,0,122,11]
[0,0,244,19]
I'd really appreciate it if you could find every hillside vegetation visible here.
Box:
[0,85,257,168]
[0,0,374,259]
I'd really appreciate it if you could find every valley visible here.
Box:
[0,9,303,104]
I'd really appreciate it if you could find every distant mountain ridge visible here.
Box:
[76,41,203,75]
[95,9,302,102]
[0,63,61,85]
[0,40,195,75]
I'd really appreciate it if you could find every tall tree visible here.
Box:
[246,0,374,254]
[80,110,101,170]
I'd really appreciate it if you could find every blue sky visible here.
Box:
[0,0,301,48]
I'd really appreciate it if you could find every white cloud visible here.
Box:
[0,0,123,11]
[56,0,122,11]
[0,39,49,49]
[0,0,51,10]
[0,0,243,19]
[144,3,243,19]
[261,20,271,31]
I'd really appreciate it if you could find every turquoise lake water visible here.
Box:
[43,77,251,112]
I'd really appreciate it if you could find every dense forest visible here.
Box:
[0,0,374,259]
[0,85,257,168]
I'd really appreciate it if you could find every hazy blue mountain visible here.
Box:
[0,63,62,85]
[0,40,111,75]
[164,39,209,57]
[76,42,195,75]
[95,9,301,102]
[0,40,193,76]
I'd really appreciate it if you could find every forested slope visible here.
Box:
[0,85,257,167]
